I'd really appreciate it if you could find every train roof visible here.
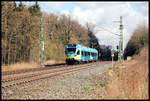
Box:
[66,43,98,53]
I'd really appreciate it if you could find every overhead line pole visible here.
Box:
[114,16,124,66]
[95,16,124,66]
[119,16,124,66]
[39,17,44,67]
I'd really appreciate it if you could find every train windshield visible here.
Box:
[67,48,76,53]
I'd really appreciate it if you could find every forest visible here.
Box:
[1,1,116,66]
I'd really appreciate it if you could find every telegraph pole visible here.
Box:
[39,18,44,67]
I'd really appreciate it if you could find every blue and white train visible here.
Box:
[65,43,98,64]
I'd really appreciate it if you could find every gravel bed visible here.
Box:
[1,62,112,99]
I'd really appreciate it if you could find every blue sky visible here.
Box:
[16,1,148,50]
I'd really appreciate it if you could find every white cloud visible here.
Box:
[69,2,148,50]
[141,5,148,14]
[71,6,104,27]
[60,10,70,16]
[42,2,148,50]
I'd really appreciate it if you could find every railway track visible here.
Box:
[2,62,102,88]
[2,63,66,76]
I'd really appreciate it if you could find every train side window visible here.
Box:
[95,53,97,56]
[77,50,80,55]
[86,52,88,56]
[93,53,95,56]
[85,52,87,56]
[82,51,84,56]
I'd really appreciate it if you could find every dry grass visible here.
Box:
[2,62,38,72]
[44,60,65,65]
[103,46,149,99]
[2,60,65,72]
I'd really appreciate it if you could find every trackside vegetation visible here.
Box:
[124,23,148,59]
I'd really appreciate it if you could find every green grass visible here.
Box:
[96,81,107,89]
[88,77,92,80]
[85,85,92,91]
[97,83,102,89]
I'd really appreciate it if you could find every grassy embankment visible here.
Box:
[103,46,148,99]
[103,24,148,99]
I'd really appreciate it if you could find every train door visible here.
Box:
[75,48,81,61]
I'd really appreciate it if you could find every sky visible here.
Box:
[17,1,149,50]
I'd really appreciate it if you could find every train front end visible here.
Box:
[65,44,80,65]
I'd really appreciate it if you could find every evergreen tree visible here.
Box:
[28,1,42,16]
